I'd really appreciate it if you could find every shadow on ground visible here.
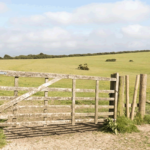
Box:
[4,123,103,140]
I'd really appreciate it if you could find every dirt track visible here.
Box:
[1,124,150,150]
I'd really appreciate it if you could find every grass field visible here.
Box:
[0,51,150,114]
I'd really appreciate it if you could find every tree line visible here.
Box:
[1,50,150,59]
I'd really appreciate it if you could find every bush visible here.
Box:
[129,60,133,62]
[78,63,89,70]
[106,59,116,62]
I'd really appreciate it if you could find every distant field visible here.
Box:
[0,52,150,113]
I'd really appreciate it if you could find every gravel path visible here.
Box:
[2,124,150,150]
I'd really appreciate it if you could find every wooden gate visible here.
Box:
[0,70,119,128]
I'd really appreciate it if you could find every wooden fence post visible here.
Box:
[109,73,119,121]
[12,76,19,127]
[125,75,129,118]
[109,74,115,118]
[117,76,124,116]
[44,78,48,127]
[139,74,147,119]
[131,75,140,120]
[72,79,76,125]
[95,80,99,124]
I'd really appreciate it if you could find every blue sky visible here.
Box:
[0,0,150,57]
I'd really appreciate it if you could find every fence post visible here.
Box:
[139,74,147,119]
[117,76,124,116]
[125,75,130,118]
[12,76,19,127]
[44,78,48,127]
[72,79,76,125]
[131,75,140,120]
[95,80,99,124]
[109,73,119,121]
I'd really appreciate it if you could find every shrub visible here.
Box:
[129,60,133,62]
[106,59,116,62]
[78,63,89,70]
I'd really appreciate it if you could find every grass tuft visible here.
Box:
[100,116,140,134]
[134,112,143,125]
[143,115,150,124]
[0,128,6,149]
[117,116,139,133]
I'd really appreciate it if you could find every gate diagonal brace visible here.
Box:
[0,78,62,112]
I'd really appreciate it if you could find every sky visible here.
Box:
[0,0,150,57]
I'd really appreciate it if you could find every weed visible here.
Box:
[100,118,118,134]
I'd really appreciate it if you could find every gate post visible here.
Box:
[95,80,99,124]
[12,76,19,127]
[44,78,48,127]
[109,73,119,122]
[72,79,76,125]
[117,76,124,116]
[139,74,147,119]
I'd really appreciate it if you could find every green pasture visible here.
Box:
[0,52,150,114]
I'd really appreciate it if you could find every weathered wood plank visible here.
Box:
[75,112,113,116]
[0,86,115,93]
[125,75,130,118]
[16,104,112,109]
[12,76,19,126]
[0,78,62,112]
[0,70,117,81]
[99,90,115,93]
[0,120,72,127]
[99,105,114,108]
[0,96,114,101]
[109,74,115,118]
[44,78,48,126]
[118,76,124,116]
[75,105,95,108]
[17,105,71,109]
[114,73,119,121]
[0,86,72,92]
[139,74,147,119]
[99,98,114,101]
[131,75,140,120]
[95,80,99,124]
[72,79,76,125]
[0,113,71,119]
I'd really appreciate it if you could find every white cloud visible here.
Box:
[10,0,150,26]
[1,25,150,57]
[0,2,8,13]
[122,24,150,39]
[44,12,72,25]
